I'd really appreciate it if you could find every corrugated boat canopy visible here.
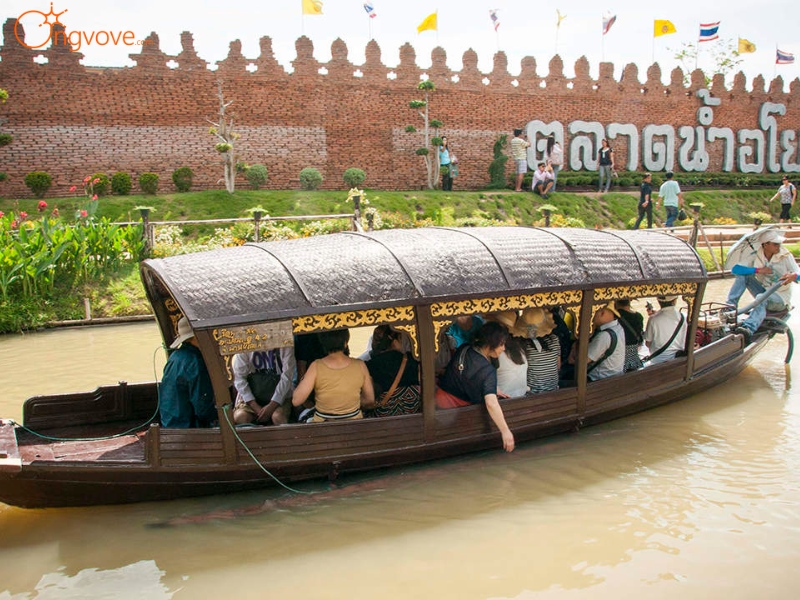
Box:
[140,226,707,329]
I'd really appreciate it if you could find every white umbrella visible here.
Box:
[724,225,781,270]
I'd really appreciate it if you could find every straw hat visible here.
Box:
[657,295,679,302]
[170,316,195,349]
[486,311,523,336]
[517,307,556,338]
[604,303,620,318]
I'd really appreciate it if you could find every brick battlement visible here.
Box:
[1,19,799,197]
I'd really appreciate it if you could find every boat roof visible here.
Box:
[140,226,706,331]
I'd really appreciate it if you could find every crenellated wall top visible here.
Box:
[1,19,799,101]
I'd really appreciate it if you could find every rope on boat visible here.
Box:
[222,404,312,495]
[7,345,165,442]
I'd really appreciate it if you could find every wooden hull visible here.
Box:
[0,333,766,509]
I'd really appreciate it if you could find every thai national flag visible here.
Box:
[699,21,720,43]
[363,3,376,18]
[776,48,795,64]
[602,12,616,36]
[489,9,500,31]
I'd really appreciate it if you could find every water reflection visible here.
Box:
[1,281,800,599]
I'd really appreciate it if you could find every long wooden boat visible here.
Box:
[0,226,776,508]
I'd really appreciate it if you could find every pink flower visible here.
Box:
[37,200,48,212]
[51,207,59,217]
[83,176,91,184]
[80,210,88,218]
[0,211,4,218]
[11,220,18,229]
[69,185,77,192]
[92,178,100,185]
[19,211,27,219]
[92,194,98,200]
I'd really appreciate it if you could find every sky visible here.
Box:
[2,0,799,88]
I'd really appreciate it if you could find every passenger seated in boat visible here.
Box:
[644,295,688,365]
[158,316,218,428]
[435,321,515,452]
[293,332,326,422]
[569,304,625,381]
[292,329,375,423]
[517,308,561,393]
[445,314,484,352]
[232,348,296,426]
[551,306,575,366]
[486,311,529,398]
[614,299,645,372]
[357,326,413,361]
[365,325,421,417]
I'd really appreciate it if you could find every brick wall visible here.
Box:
[1,20,798,197]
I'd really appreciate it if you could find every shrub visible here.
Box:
[487,134,509,189]
[139,172,159,195]
[0,133,12,147]
[299,167,323,190]
[342,168,366,188]
[111,171,132,195]
[90,172,110,196]
[245,164,269,189]
[0,172,7,182]
[172,167,194,192]
[24,171,52,198]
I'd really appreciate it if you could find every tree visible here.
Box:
[487,134,509,189]
[207,82,240,194]
[670,39,744,85]
[405,80,444,190]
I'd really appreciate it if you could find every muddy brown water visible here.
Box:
[1,280,799,599]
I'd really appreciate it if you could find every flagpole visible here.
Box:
[368,14,372,41]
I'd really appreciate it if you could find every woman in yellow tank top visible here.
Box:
[292,329,375,422]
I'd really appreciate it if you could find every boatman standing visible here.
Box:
[727,229,800,342]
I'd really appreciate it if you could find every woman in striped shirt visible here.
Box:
[517,308,561,394]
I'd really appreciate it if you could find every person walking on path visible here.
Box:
[438,136,453,191]
[597,139,614,193]
[657,171,684,228]
[770,175,796,223]
[633,172,653,229]
[511,128,531,192]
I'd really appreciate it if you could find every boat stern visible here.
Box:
[0,419,22,474]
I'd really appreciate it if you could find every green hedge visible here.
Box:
[511,171,790,191]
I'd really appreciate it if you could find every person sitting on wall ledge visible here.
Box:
[531,162,554,199]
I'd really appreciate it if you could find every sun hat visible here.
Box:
[486,310,521,335]
[657,295,679,302]
[604,303,620,318]
[761,229,786,245]
[170,316,195,349]
[517,307,556,338]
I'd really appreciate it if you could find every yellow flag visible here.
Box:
[302,0,323,15]
[417,12,437,34]
[738,37,756,54]
[654,19,676,37]
[556,9,566,29]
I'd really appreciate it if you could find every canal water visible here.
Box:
[1,280,799,599]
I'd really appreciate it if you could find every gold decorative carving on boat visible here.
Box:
[292,306,416,333]
[431,291,582,351]
[431,290,582,318]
